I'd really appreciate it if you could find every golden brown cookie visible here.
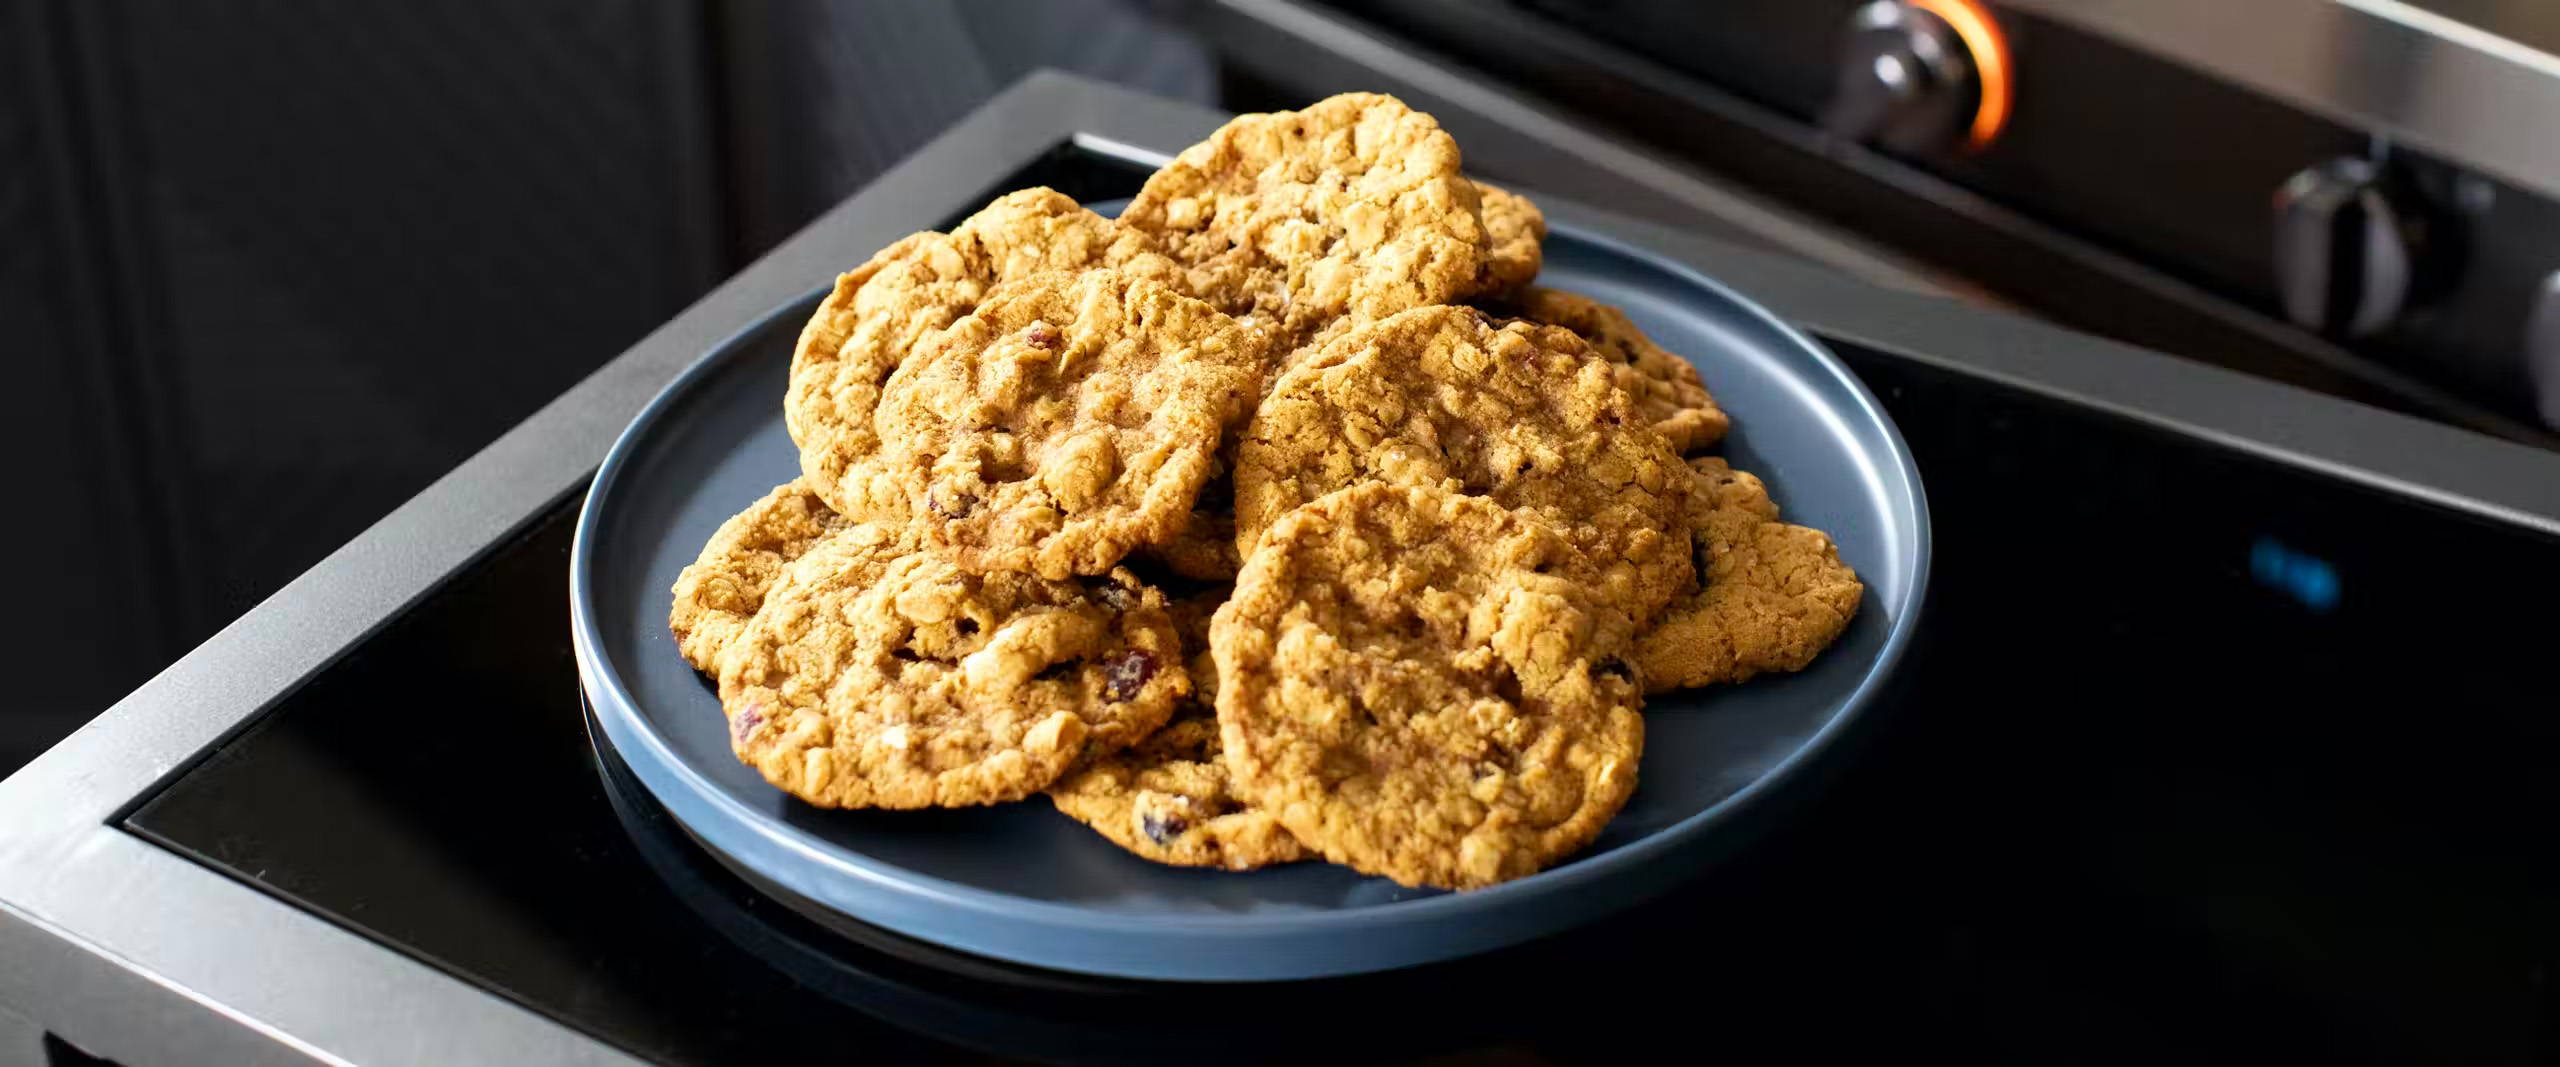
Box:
[719,534,1186,809]
[1121,92,1489,347]
[786,188,1174,517]
[1472,181,1545,296]
[1214,483,1643,890]
[667,479,893,673]
[1239,179,1534,385]
[1049,580,1305,869]
[1495,287,1728,453]
[1636,458,1862,692]
[1046,714,1310,870]
[1046,581,1308,868]
[844,269,1266,580]
[1234,305,1692,624]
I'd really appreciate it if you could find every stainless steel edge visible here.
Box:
[0,900,375,1067]
[1202,0,1959,299]
[2001,0,2560,202]
[0,999,47,1067]
[5,64,2557,1067]
[0,72,1215,1067]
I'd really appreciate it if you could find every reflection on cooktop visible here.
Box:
[122,337,2560,1065]
[122,499,962,1063]
[587,705,1565,1062]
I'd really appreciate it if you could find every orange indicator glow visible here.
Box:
[1911,0,2012,150]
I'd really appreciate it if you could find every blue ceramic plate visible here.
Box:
[571,218,1930,981]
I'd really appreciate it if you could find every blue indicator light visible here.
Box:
[2248,536,2341,613]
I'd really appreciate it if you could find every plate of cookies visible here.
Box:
[572,93,1928,981]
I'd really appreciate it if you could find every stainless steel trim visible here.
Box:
[2001,0,2560,202]
[7,68,2559,1067]
[2527,269,2560,425]
[0,1000,46,1067]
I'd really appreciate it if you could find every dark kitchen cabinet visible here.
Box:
[0,0,1211,772]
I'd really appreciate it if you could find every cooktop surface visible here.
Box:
[120,311,2560,1063]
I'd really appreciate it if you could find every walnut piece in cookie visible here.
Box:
[719,534,1185,809]
[1471,181,1545,297]
[1235,304,1692,624]
[668,479,904,674]
[1121,92,1489,348]
[1213,482,1644,890]
[787,188,1176,517]
[1492,287,1728,453]
[1636,457,1862,692]
[847,269,1266,580]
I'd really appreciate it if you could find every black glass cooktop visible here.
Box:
[122,333,2560,1062]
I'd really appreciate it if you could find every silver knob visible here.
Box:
[1823,1,1978,154]
[2528,270,2560,429]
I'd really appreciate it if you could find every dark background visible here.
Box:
[0,0,1220,775]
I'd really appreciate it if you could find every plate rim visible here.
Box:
[568,219,1932,974]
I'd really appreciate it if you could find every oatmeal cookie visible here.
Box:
[1636,458,1862,692]
[1121,92,1488,346]
[841,269,1265,579]
[1235,305,1692,623]
[1494,287,1728,453]
[720,535,1185,808]
[1051,581,1305,868]
[1261,179,1540,381]
[668,479,898,673]
[1213,483,1643,890]
[1046,713,1310,869]
[786,188,1175,517]
[1472,181,1545,296]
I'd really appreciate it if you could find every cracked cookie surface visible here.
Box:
[1471,181,1545,296]
[719,534,1184,808]
[1636,457,1862,692]
[668,479,888,674]
[786,188,1177,518]
[1121,93,1488,349]
[1213,482,1643,890]
[851,269,1266,579]
[1492,286,1727,453]
[1235,305,1691,624]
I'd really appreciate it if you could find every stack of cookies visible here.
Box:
[668,93,1863,890]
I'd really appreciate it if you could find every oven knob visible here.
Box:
[1823,0,2007,154]
[2528,270,2560,428]
[2272,158,2446,338]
